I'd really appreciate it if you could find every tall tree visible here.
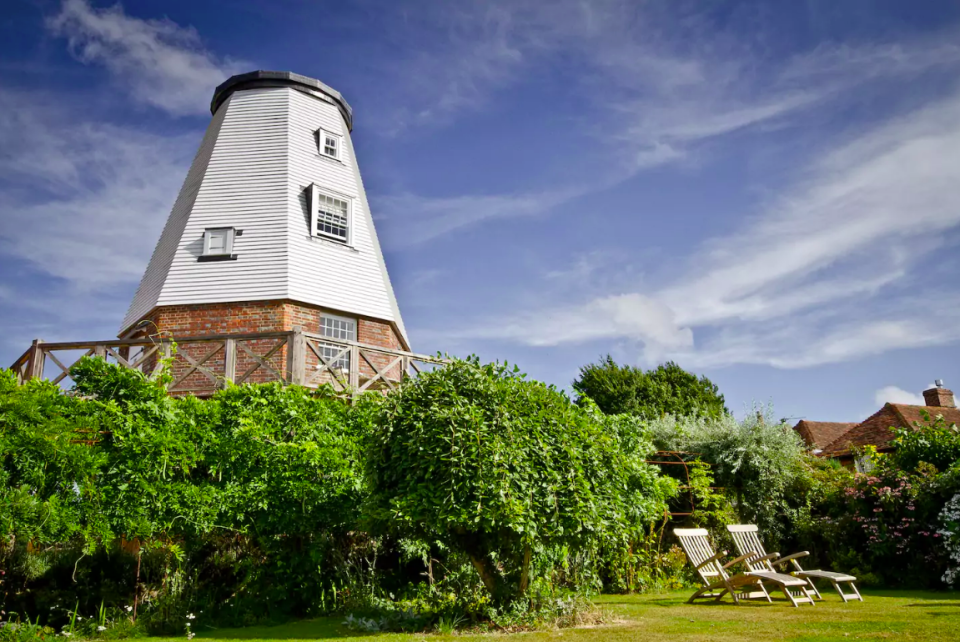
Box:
[573,356,727,419]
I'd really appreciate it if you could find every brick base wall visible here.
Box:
[128,300,404,394]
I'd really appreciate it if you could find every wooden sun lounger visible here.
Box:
[674,528,810,606]
[727,524,861,603]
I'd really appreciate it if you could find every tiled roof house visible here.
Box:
[793,421,858,451]
[793,382,959,468]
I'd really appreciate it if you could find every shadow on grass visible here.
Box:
[198,617,371,640]
[599,598,781,608]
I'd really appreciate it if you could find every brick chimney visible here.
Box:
[923,380,956,408]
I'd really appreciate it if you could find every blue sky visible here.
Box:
[2,0,960,422]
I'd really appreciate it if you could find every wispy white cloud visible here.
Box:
[451,84,960,367]
[0,0,244,316]
[377,4,960,247]
[676,306,960,370]
[376,188,579,248]
[0,1,244,365]
[662,90,960,329]
[0,90,193,288]
[874,385,927,406]
[47,0,247,116]
[780,39,960,84]
[456,292,694,353]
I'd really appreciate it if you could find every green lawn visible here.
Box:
[183,590,960,642]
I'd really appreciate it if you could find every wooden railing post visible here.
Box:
[223,338,237,386]
[25,339,44,380]
[349,345,360,392]
[94,344,106,360]
[152,340,173,379]
[288,327,306,385]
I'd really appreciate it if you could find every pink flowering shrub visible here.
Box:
[802,455,958,587]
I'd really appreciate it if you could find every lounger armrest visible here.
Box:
[694,551,726,571]
[744,552,780,565]
[722,551,759,569]
[771,551,810,567]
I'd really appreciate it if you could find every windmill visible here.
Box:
[119,71,410,390]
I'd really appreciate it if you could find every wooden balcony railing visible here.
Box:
[8,327,446,397]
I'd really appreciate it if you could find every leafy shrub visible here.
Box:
[646,409,812,549]
[2,356,677,631]
[365,358,674,604]
[891,410,960,472]
[1,360,373,628]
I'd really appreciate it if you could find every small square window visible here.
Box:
[309,185,351,244]
[200,228,237,261]
[318,129,341,160]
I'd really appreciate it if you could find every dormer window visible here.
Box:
[318,129,341,160]
[198,227,239,261]
[310,185,351,244]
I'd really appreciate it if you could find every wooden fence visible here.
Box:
[9,327,446,397]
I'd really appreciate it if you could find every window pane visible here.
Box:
[316,194,349,241]
[323,136,338,157]
[319,342,350,370]
[320,315,356,340]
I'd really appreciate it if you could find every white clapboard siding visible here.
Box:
[120,99,230,331]
[286,89,407,340]
[121,79,408,346]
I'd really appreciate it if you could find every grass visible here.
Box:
[179,590,960,642]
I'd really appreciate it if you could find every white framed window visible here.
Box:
[854,453,875,474]
[200,228,237,260]
[318,129,342,160]
[318,314,356,371]
[310,184,351,244]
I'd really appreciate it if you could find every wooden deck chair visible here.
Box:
[727,525,860,603]
[674,528,773,605]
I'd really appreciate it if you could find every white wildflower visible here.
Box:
[940,493,960,586]
[97,626,106,632]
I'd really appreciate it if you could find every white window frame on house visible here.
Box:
[854,453,875,474]
[199,227,238,261]
[318,128,342,161]
[318,313,356,372]
[310,184,352,245]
